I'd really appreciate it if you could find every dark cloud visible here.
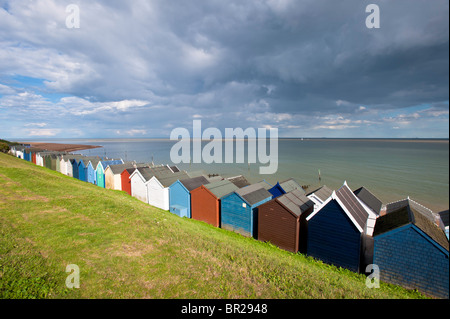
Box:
[0,0,448,138]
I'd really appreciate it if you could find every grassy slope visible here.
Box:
[0,153,426,299]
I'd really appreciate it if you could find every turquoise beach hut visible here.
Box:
[96,159,124,188]
[169,176,210,218]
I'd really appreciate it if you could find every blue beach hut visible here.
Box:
[373,198,449,299]
[221,183,273,238]
[78,159,88,182]
[87,158,101,185]
[268,178,305,198]
[169,176,210,218]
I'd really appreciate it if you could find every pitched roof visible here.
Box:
[335,183,370,232]
[256,180,273,190]
[100,159,123,169]
[235,183,272,206]
[154,171,190,187]
[108,162,138,175]
[306,185,333,202]
[277,189,314,217]
[135,167,156,182]
[150,165,173,176]
[353,186,382,215]
[169,165,180,173]
[374,199,449,251]
[83,158,101,168]
[279,178,305,194]
[227,175,251,188]
[205,179,239,199]
[179,176,210,191]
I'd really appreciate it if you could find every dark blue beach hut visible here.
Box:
[268,178,305,198]
[373,198,449,299]
[71,158,82,179]
[305,182,377,273]
[169,176,210,218]
[221,183,273,238]
[78,159,88,182]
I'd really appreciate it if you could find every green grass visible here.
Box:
[0,153,427,299]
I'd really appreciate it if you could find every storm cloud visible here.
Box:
[0,0,448,138]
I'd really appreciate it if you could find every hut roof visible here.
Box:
[235,183,272,206]
[179,176,210,191]
[374,199,449,251]
[169,165,180,173]
[154,171,190,187]
[279,178,305,194]
[306,185,333,202]
[227,175,251,188]
[108,162,137,175]
[277,188,314,217]
[353,186,382,215]
[99,159,123,169]
[205,180,239,199]
[256,180,273,190]
[335,182,369,232]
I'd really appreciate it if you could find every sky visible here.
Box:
[0,0,448,139]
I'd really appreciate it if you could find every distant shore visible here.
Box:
[21,142,102,152]
[14,137,449,144]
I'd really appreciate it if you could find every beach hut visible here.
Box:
[306,185,333,212]
[147,171,190,210]
[373,198,449,299]
[258,189,314,253]
[78,159,89,182]
[23,148,32,162]
[129,167,155,203]
[105,163,137,190]
[268,178,305,198]
[305,181,378,273]
[221,183,273,238]
[63,155,84,177]
[96,159,124,188]
[121,167,137,196]
[14,145,28,159]
[191,180,239,228]
[86,158,101,184]
[71,157,89,179]
[169,176,210,218]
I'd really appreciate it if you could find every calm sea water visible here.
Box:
[22,138,449,212]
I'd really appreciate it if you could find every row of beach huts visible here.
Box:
[10,144,449,299]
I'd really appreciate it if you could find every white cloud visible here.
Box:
[26,128,60,136]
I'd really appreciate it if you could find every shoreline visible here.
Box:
[21,142,103,152]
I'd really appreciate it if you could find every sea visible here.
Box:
[18,138,449,213]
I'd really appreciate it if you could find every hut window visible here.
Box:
[242,203,247,208]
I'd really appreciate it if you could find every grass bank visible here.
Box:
[0,153,426,299]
